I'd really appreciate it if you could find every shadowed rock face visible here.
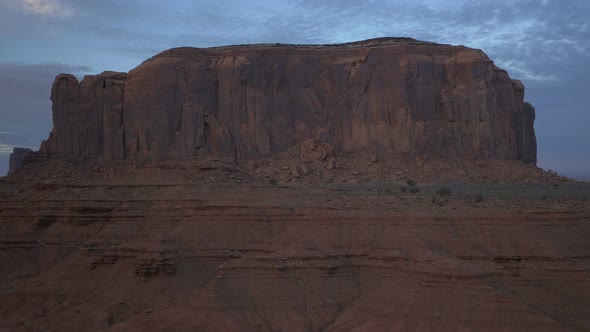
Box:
[39,37,537,164]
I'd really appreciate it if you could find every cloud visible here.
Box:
[0,143,16,155]
[18,0,75,18]
[499,61,559,82]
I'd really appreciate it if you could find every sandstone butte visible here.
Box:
[32,37,538,166]
[1,38,589,331]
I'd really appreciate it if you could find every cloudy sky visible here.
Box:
[0,0,588,177]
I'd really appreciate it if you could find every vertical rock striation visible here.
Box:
[41,71,127,159]
[39,38,537,164]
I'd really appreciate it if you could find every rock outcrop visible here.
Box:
[8,147,33,175]
[39,37,537,164]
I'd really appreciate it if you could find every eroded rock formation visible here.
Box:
[8,147,33,175]
[38,38,537,164]
[2,38,587,332]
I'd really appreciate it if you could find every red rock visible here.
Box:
[40,38,536,165]
[41,72,127,159]
[2,39,572,329]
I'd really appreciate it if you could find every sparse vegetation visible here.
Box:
[400,186,407,194]
[409,186,420,194]
[474,194,483,202]
[432,197,448,206]
[407,179,417,187]
[436,187,452,196]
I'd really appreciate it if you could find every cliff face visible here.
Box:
[40,38,537,164]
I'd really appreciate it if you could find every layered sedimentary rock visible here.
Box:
[0,164,588,330]
[39,38,537,164]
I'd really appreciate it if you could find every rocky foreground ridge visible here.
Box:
[1,161,589,331]
[16,37,536,171]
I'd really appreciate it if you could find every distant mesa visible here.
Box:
[8,147,33,175]
[11,37,537,173]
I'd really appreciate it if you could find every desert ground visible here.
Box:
[1,158,588,331]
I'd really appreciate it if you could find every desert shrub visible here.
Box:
[268,179,277,185]
[406,179,416,187]
[384,188,393,195]
[432,197,448,206]
[436,187,452,196]
[400,186,407,194]
[474,194,483,202]
[409,186,420,194]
